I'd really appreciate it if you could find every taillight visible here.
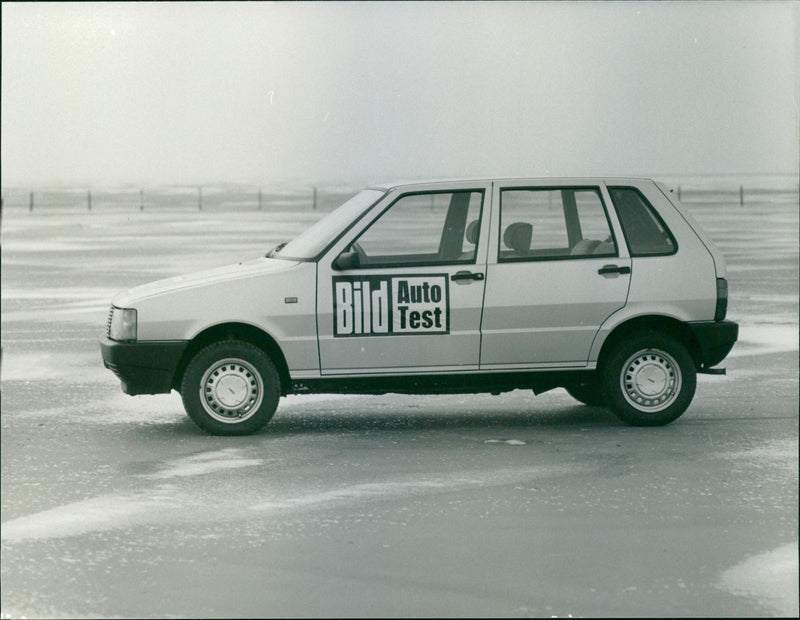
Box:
[715,278,728,321]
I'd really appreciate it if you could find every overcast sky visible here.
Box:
[2,1,798,186]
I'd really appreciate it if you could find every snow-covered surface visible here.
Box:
[717,543,799,617]
[730,323,799,358]
[713,438,799,615]
[1,190,797,618]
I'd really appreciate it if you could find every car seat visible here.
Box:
[503,222,532,257]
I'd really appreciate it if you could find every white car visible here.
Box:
[101,178,739,435]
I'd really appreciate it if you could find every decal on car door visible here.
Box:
[333,275,450,337]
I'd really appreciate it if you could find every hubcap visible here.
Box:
[200,358,263,424]
[620,348,681,412]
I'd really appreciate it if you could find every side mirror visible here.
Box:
[333,251,360,271]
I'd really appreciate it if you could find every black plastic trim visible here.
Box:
[100,337,188,395]
[292,369,594,396]
[687,320,739,368]
[597,265,631,275]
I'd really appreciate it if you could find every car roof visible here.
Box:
[368,177,656,191]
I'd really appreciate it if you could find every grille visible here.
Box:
[106,307,115,337]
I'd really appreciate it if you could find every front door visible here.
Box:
[317,185,489,374]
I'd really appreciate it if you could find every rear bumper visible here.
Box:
[100,337,188,395]
[687,320,739,369]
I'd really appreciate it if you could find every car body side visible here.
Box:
[100,177,736,400]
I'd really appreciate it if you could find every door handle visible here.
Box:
[598,264,631,275]
[451,271,485,282]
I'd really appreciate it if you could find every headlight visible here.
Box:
[107,307,137,342]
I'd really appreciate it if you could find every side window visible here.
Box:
[498,187,616,261]
[348,190,483,267]
[609,187,677,256]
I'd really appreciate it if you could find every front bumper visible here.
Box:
[687,320,739,369]
[100,337,188,395]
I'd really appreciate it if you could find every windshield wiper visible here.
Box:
[266,242,287,258]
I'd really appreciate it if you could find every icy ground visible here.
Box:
[1,194,797,618]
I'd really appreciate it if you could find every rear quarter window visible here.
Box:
[608,186,677,256]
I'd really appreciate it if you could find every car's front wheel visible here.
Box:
[181,340,280,435]
[601,332,696,426]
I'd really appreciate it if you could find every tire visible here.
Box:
[180,340,280,435]
[601,332,696,426]
[565,381,606,407]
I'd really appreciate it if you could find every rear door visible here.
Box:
[480,182,631,368]
[317,183,490,374]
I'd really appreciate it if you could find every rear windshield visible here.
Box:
[608,187,677,256]
[274,189,386,260]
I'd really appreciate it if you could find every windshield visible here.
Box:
[274,189,386,260]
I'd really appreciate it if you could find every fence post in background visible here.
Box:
[198,187,203,211]
[0,197,2,379]
[258,189,262,211]
[312,186,318,210]
[739,185,744,206]
[677,186,681,201]
[88,190,92,211]
[29,191,34,213]
[140,190,144,211]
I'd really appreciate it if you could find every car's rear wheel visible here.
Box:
[602,332,696,426]
[181,340,280,435]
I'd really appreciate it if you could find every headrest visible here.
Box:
[465,220,480,245]
[503,222,532,253]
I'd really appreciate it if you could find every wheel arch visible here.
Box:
[172,322,291,395]
[596,315,702,372]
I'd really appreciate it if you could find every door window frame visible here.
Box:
[496,185,620,263]
[334,189,486,270]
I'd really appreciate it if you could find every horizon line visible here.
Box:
[2,171,799,191]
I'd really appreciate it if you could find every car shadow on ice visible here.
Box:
[263,403,623,436]
[122,415,213,437]
[116,393,627,438]
[119,404,624,441]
